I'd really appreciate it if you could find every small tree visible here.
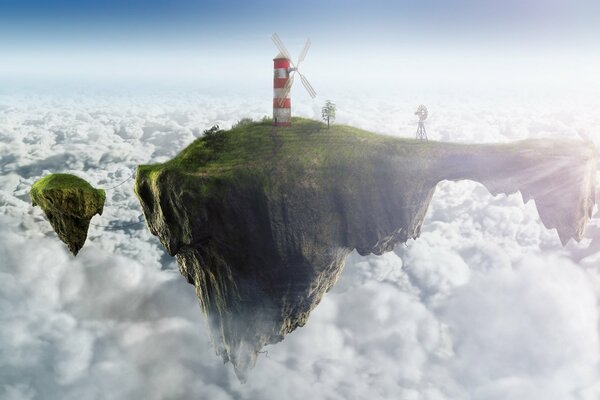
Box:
[321,100,336,129]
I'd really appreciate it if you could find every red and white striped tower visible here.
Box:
[273,53,292,127]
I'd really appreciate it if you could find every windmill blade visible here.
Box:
[272,33,292,60]
[271,33,292,62]
[277,73,295,107]
[297,39,311,65]
[298,72,317,98]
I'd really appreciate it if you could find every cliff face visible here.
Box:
[134,119,597,381]
[30,173,105,255]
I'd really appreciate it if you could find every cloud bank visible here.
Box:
[1,87,599,399]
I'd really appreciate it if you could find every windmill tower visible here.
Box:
[415,104,428,140]
[272,33,317,127]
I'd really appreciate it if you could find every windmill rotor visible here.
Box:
[272,33,317,100]
[415,104,428,122]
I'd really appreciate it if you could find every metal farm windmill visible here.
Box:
[271,33,317,126]
[415,104,428,140]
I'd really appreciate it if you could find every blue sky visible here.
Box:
[2,0,598,43]
[0,0,598,90]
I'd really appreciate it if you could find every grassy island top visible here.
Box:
[30,173,106,217]
[31,173,100,193]
[136,117,589,186]
[137,117,437,179]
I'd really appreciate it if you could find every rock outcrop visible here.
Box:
[134,119,597,381]
[30,173,105,255]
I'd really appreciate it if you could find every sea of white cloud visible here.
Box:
[1,83,599,400]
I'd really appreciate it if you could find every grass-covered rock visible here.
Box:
[30,173,105,255]
[135,117,597,381]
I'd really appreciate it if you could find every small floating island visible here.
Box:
[30,173,105,255]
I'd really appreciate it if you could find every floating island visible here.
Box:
[134,118,597,381]
[30,173,105,255]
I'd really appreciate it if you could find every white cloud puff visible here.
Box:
[439,255,599,399]
[0,216,241,400]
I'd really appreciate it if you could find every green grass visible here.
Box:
[31,173,99,193]
[138,117,439,180]
[138,118,583,191]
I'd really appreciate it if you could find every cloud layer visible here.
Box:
[1,86,599,399]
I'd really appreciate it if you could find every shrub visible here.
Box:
[202,125,227,151]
